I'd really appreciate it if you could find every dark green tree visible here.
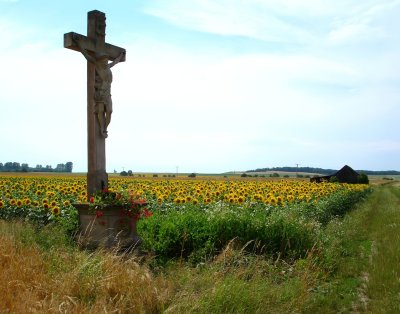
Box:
[21,163,29,172]
[357,173,369,184]
[65,162,73,172]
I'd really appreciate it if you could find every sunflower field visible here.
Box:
[0,174,370,261]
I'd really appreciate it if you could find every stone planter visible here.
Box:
[74,203,146,250]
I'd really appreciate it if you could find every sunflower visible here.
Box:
[10,199,16,206]
[174,198,181,204]
[287,195,295,203]
[52,206,61,215]
[269,197,277,205]
[63,200,71,206]
[16,200,23,207]
[0,200,4,208]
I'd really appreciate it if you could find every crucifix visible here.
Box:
[64,10,126,199]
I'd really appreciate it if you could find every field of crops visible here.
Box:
[0,174,370,261]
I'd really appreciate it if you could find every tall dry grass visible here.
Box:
[0,221,322,313]
[0,221,172,313]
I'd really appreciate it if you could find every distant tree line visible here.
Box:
[241,172,310,178]
[119,170,178,178]
[0,162,73,173]
[247,167,337,175]
[247,166,400,176]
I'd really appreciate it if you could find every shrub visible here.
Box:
[329,176,338,183]
[136,183,371,264]
[298,188,371,225]
[138,204,319,263]
[357,173,369,184]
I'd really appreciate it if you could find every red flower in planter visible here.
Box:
[96,210,104,218]
[143,208,153,218]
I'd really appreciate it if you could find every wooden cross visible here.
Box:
[64,10,126,199]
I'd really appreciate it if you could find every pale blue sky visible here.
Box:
[1,0,399,173]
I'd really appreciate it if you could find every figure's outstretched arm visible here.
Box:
[109,50,125,68]
[73,34,96,63]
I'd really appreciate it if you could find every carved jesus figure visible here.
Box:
[74,35,125,138]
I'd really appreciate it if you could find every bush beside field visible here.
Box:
[138,188,370,262]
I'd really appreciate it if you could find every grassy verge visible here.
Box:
[362,185,400,312]
[302,183,400,312]
[1,184,399,312]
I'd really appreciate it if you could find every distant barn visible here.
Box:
[310,165,359,184]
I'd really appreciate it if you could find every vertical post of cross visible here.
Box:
[87,10,107,199]
[64,10,126,200]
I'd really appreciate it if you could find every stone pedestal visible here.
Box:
[74,203,144,250]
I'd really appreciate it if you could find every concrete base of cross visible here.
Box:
[74,203,141,251]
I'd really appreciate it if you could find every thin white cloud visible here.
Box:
[144,0,400,49]
[143,0,316,43]
[327,0,400,45]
